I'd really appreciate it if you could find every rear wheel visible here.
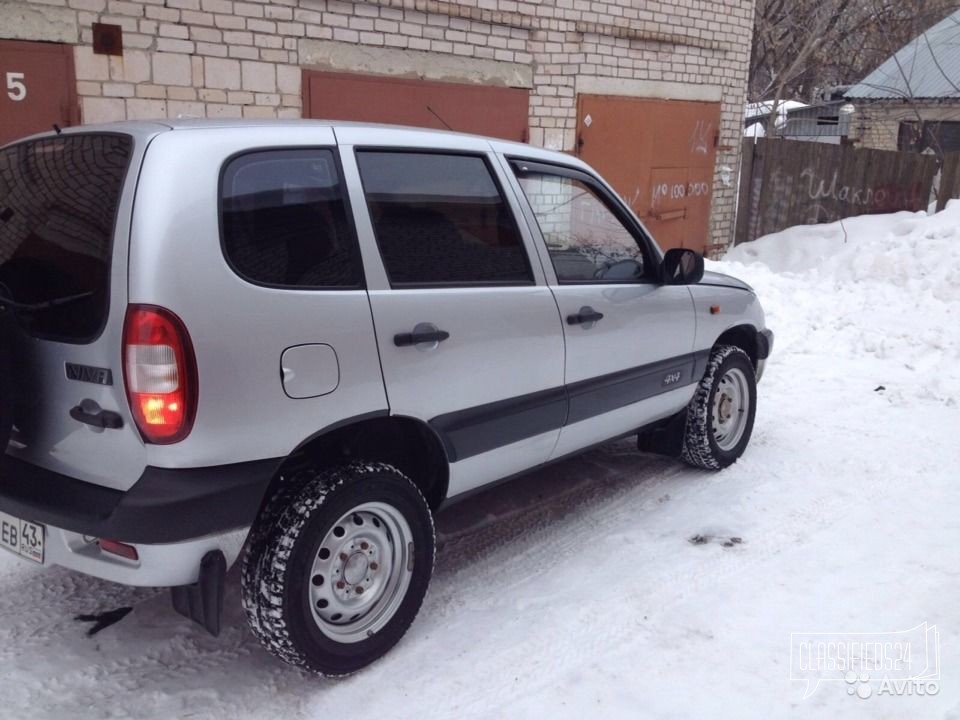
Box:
[241,462,434,676]
[681,345,757,470]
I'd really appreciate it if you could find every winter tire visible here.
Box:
[241,462,435,676]
[681,345,757,470]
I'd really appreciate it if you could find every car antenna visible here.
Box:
[425,105,453,131]
[52,124,62,135]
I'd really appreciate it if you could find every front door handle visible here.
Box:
[566,306,604,326]
[394,323,450,347]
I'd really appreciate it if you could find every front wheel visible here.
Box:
[681,345,757,470]
[241,462,435,676]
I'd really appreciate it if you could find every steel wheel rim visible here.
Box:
[712,367,750,451]
[308,501,413,644]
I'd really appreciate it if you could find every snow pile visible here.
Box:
[744,100,808,123]
[723,202,960,302]
[714,204,960,407]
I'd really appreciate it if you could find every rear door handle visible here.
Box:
[394,327,450,347]
[566,307,604,326]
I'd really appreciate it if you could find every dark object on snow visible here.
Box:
[691,534,743,547]
[171,549,226,637]
[874,385,886,392]
[75,606,133,636]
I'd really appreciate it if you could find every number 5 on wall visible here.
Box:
[6,72,26,102]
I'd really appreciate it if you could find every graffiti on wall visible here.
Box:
[690,121,712,155]
[800,167,929,221]
[736,139,939,244]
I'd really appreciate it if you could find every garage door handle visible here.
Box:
[394,329,450,347]
[650,209,686,222]
[567,308,604,325]
[70,403,123,429]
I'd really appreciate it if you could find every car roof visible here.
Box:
[29,118,585,169]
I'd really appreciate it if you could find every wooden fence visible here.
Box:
[937,151,960,212]
[735,139,939,245]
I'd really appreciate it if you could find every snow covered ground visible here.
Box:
[1,206,959,719]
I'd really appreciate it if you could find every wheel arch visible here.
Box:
[713,323,760,369]
[260,412,450,514]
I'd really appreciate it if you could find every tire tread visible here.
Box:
[240,461,434,676]
[680,345,754,470]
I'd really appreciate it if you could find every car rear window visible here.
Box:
[0,133,133,342]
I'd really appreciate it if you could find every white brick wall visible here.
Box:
[850,99,960,152]
[2,0,755,250]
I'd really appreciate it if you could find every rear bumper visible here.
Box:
[0,454,277,544]
[39,524,248,587]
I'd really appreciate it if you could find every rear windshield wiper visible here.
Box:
[0,289,95,313]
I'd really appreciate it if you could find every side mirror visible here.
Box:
[660,248,704,285]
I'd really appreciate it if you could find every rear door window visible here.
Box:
[220,149,362,289]
[355,151,532,286]
[0,133,133,341]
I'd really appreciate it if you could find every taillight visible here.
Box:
[123,305,197,444]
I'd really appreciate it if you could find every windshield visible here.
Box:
[0,133,133,341]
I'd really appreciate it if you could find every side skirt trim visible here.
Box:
[429,350,709,462]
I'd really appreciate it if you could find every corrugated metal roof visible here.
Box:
[847,11,960,99]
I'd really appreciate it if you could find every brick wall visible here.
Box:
[851,99,960,152]
[2,0,756,251]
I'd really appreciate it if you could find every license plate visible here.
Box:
[0,511,44,564]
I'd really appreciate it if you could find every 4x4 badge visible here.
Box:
[65,363,113,386]
[662,371,682,386]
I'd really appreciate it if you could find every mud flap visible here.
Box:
[636,409,687,457]
[171,549,226,637]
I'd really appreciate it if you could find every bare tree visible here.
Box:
[751,0,960,135]
[758,0,852,135]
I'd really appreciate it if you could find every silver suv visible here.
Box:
[0,120,772,675]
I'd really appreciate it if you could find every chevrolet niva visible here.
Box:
[0,120,772,675]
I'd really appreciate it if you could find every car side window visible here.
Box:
[514,168,648,283]
[355,150,533,286]
[221,149,362,289]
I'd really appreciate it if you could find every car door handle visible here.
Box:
[70,402,123,429]
[394,329,450,347]
[566,307,604,325]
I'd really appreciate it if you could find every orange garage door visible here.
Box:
[0,40,79,147]
[303,70,529,143]
[576,94,721,253]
